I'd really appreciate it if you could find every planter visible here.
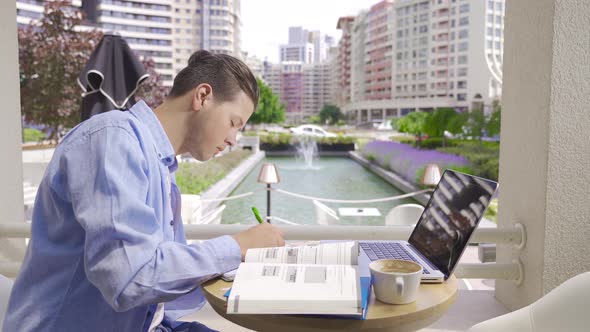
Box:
[260,143,293,151]
[318,143,355,152]
[260,143,355,152]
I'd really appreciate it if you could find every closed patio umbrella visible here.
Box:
[78,32,149,122]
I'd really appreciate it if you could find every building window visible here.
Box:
[459,3,469,13]
[457,93,467,101]
[458,55,468,64]
[459,29,469,39]
[458,42,468,51]
[459,16,469,26]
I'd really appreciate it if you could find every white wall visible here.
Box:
[0,1,25,262]
[496,0,590,309]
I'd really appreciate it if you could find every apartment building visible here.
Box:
[341,0,505,123]
[171,0,242,76]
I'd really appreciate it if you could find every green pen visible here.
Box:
[251,206,265,224]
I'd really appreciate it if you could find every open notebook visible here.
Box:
[225,241,370,319]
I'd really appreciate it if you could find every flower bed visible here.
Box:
[361,140,471,185]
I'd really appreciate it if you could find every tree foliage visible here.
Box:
[396,111,429,140]
[486,101,501,137]
[319,104,343,125]
[248,78,285,124]
[18,1,167,140]
[464,109,487,140]
[135,57,169,109]
[18,1,103,140]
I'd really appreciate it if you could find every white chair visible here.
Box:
[468,271,590,332]
[385,203,424,226]
[312,200,339,225]
[0,274,14,331]
[200,204,226,225]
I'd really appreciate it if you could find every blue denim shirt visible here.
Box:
[4,101,241,331]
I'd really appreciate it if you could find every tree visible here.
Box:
[18,1,103,141]
[319,104,343,125]
[308,115,321,125]
[486,102,501,137]
[396,111,430,142]
[135,57,169,109]
[464,108,487,144]
[248,78,285,124]
[423,108,464,146]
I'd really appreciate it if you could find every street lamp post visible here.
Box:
[257,163,280,223]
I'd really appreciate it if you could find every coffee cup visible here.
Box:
[369,259,422,304]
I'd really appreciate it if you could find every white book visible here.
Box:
[226,241,369,317]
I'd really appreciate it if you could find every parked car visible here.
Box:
[290,124,337,137]
[376,120,393,131]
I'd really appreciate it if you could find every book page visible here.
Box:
[244,241,358,266]
[227,263,361,315]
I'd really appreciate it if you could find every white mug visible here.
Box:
[369,259,423,304]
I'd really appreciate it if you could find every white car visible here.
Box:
[290,124,337,138]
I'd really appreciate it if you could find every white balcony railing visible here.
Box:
[0,222,525,283]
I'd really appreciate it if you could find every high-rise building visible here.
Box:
[341,0,505,123]
[171,0,242,76]
[16,0,47,26]
[262,60,282,94]
[280,26,314,64]
[17,0,243,88]
[350,11,368,103]
[365,0,394,101]
[243,52,263,79]
[279,61,304,122]
[82,0,175,86]
[392,0,504,110]
[267,27,337,123]
[309,30,334,64]
[336,16,354,107]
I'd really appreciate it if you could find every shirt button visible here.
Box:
[170,220,174,226]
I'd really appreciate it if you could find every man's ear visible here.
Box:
[192,84,213,112]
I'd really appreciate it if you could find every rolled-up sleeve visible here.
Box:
[61,126,241,312]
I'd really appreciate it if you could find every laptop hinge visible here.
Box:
[408,243,445,277]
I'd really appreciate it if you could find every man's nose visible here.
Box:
[225,132,237,146]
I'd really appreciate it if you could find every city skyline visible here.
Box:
[241,0,382,62]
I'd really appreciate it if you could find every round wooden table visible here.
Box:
[201,276,458,332]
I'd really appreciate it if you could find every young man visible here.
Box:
[4,50,284,331]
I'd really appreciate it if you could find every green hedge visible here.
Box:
[176,150,252,194]
[23,128,46,143]
[438,141,500,181]
[259,133,356,145]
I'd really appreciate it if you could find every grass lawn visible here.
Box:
[176,150,252,194]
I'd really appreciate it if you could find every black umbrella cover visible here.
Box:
[78,33,149,121]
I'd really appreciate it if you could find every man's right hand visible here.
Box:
[231,223,285,261]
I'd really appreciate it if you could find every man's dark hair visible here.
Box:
[168,50,259,110]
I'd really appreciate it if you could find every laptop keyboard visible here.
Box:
[360,242,430,274]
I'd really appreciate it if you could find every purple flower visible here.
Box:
[362,141,470,184]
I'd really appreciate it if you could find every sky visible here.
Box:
[241,0,382,63]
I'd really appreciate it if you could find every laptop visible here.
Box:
[358,169,499,283]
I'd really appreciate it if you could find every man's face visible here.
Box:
[185,90,254,161]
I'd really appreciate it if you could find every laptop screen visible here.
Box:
[408,170,498,278]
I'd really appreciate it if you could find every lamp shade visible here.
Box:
[257,163,280,184]
[422,163,442,186]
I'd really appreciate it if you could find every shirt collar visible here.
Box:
[129,100,176,167]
